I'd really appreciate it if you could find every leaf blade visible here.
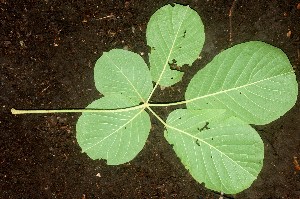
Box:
[147,4,205,86]
[76,94,151,165]
[165,109,264,194]
[186,41,298,124]
[94,49,153,103]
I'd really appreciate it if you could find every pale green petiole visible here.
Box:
[10,104,146,115]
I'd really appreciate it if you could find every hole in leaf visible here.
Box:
[148,46,156,54]
[211,138,213,141]
[211,156,212,158]
[171,77,173,80]
[195,139,200,146]
[169,59,180,71]
[183,30,187,38]
[240,92,242,94]
[124,127,127,129]
[178,117,181,119]
[198,122,210,132]
[147,45,153,53]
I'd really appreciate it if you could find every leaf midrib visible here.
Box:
[186,71,294,105]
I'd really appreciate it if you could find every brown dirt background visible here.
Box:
[1,0,300,198]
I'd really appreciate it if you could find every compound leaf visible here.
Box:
[165,109,264,194]
[76,94,151,165]
[94,49,153,104]
[186,41,298,125]
[147,4,205,86]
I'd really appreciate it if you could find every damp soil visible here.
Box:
[1,0,300,198]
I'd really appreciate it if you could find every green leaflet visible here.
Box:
[186,41,298,125]
[76,94,151,165]
[147,4,205,86]
[94,49,153,104]
[165,109,264,194]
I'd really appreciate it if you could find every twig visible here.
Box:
[229,0,237,45]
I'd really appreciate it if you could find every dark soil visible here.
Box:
[1,0,300,198]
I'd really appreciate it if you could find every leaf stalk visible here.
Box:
[11,104,145,115]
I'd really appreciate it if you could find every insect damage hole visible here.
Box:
[149,46,156,52]
[198,122,210,132]
[195,139,200,146]
[183,30,187,38]
[168,59,180,71]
